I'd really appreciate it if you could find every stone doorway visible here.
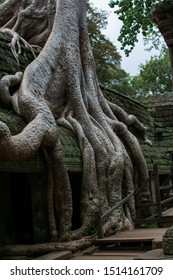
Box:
[10,173,33,244]
[69,171,82,230]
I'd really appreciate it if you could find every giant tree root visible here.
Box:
[0,237,95,259]
[0,0,152,245]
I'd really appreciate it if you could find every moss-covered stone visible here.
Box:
[163,226,173,255]
[0,105,26,134]
[0,31,40,79]
[0,104,82,172]
[101,87,173,172]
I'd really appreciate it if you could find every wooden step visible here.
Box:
[94,228,168,246]
[72,249,148,260]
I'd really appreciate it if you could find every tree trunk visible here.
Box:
[151,0,173,83]
[0,0,151,254]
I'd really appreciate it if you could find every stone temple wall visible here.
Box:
[102,86,173,172]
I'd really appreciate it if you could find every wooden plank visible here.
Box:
[95,228,168,244]
[72,255,139,260]
[101,192,134,221]
[154,164,162,218]
[72,249,148,260]
[135,216,173,224]
[162,207,173,216]
[161,197,173,205]
[160,184,173,190]
[95,212,104,239]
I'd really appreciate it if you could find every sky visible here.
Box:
[90,0,160,76]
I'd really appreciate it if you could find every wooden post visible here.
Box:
[134,169,141,224]
[153,164,162,225]
[95,212,104,239]
[171,161,173,185]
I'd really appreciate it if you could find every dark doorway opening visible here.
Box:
[68,172,82,230]
[10,173,33,244]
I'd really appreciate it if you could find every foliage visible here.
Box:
[87,3,132,93]
[130,47,173,99]
[109,0,161,56]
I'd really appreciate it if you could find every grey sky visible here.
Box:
[90,0,160,76]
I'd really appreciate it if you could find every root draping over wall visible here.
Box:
[0,0,151,252]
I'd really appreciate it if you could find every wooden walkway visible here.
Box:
[95,228,168,245]
[72,228,169,260]
[72,249,147,260]
[162,207,173,216]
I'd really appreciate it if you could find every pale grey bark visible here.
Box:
[0,0,151,248]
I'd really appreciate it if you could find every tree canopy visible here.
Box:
[87,3,131,93]
[131,47,173,98]
[109,0,161,55]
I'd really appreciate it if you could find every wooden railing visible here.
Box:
[95,163,173,239]
[135,163,173,227]
[95,172,154,238]
[95,192,135,238]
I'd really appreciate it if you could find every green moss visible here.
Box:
[0,105,82,172]
[0,109,26,134]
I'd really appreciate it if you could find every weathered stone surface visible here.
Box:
[134,248,173,260]
[162,226,173,255]
[102,87,173,171]
[0,31,40,79]
[152,237,163,250]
